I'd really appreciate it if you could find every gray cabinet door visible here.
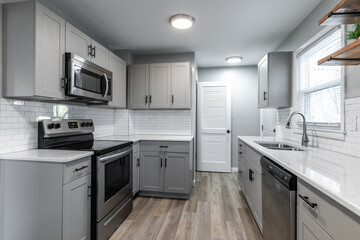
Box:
[297,206,333,240]
[140,152,164,191]
[128,64,150,109]
[65,22,91,61]
[171,62,190,109]
[258,55,269,108]
[35,2,65,99]
[90,39,109,69]
[63,174,91,240]
[163,153,190,194]
[108,52,127,108]
[149,63,172,108]
[132,150,140,195]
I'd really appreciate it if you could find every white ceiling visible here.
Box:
[41,0,320,67]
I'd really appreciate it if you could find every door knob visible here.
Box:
[227,130,231,133]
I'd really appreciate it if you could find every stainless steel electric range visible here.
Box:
[38,119,133,240]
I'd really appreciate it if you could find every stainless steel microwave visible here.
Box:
[64,53,112,103]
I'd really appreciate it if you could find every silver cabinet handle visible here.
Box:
[88,44,92,57]
[92,46,96,57]
[103,73,109,98]
[145,95,148,104]
[172,94,174,104]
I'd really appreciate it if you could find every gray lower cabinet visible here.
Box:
[132,142,140,195]
[238,140,262,232]
[163,153,189,194]
[139,140,193,198]
[297,206,333,240]
[0,156,91,240]
[63,174,91,240]
[139,151,164,192]
[297,179,360,240]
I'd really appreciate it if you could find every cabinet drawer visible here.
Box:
[140,141,189,153]
[63,157,91,184]
[246,145,261,167]
[297,206,333,240]
[297,179,333,233]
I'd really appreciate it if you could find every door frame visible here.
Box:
[197,81,232,172]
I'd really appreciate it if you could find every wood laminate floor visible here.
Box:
[110,172,263,240]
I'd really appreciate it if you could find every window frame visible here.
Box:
[292,25,346,139]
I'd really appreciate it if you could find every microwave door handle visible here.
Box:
[103,73,109,99]
[99,148,132,163]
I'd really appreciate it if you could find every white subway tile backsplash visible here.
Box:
[276,97,360,158]
[0,97,192,154]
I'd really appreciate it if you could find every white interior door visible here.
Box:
[260,109,276,137]
[197,82,231,172]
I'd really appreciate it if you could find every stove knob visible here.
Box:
[86,122,90,127]
[89,122,93,127]
[54,123,61,129]
[48,123,55,129]
[81,122,86,127]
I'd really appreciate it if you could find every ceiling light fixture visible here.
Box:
[169,14,195,30]
[226,56,243,64]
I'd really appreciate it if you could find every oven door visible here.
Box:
[67,54,112,102]
[96,147,132,221]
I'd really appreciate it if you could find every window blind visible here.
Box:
[298,28,342,127]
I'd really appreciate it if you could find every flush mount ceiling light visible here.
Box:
[169,14,195,30]
[226,56,243,64]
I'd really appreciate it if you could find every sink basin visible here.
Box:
[255,142,304,151]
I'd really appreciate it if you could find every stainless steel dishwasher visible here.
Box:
[260,156,297,240]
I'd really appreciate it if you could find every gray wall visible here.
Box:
[198,66,260,168]
[276,0,360,98]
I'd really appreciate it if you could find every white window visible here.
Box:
[296,27,344,130]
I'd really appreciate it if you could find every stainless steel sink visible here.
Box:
[255,142,304,151]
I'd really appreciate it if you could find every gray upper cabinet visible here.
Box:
[172,62,191,108]
[107,52,127,108]
[65,22,92,61]
[128,62,191,109]
[3,1,65,100]
[65,22,108,69]
[128,64,150,109]
[258,52,292,108]
[150,63,172,108]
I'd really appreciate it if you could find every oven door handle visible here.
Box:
[103,73,109,99]
[99,148,132,164]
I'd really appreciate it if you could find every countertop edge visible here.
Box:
[237,136,360,217]
[0,150,94,163]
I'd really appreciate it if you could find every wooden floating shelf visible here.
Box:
[319,0,360,25]
[318,38,360,66]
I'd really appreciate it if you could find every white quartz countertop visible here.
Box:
[97,134,194,142]
[238,136,360,217]
[0,149,94,163]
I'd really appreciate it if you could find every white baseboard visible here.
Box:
[231,167,238,172]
